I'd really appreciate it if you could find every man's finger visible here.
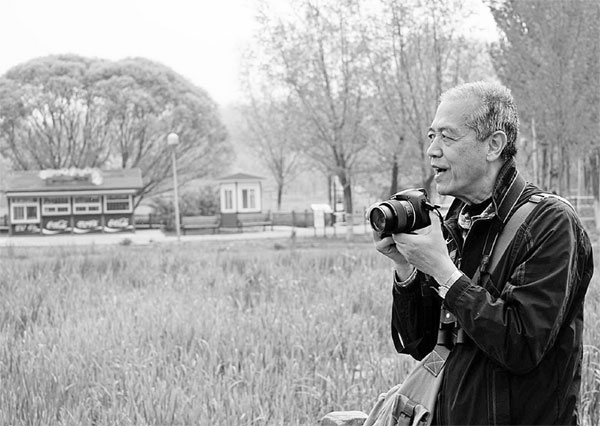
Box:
[375,235,396,250]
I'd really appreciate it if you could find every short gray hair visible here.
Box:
[440,81,519,160]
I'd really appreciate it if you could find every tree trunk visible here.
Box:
[340,173,354,240]
[277,184,283,211]
[390,153,398,196]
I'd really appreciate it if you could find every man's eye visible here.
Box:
[441,133,457,142]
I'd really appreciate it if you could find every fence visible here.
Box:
[272,210,315,228]
[133,210,327,231]
[134,213,167,229]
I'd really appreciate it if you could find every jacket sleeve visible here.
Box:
[391,271,441,361]
[444,198,593,374]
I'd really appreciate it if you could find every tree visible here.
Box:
[239,99,304,211]
[489,0,600,195]
[251,0,373,237]
[0,54,233,201]
[0,55,112,170]
[238,64,304,211]
[363,0,496,199]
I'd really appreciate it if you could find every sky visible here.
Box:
[0,0,497,106]
[0,0,257,105]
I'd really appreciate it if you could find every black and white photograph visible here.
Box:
[0,0,598,425]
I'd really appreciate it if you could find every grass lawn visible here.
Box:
[0,235,598,425]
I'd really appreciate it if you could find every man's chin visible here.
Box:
[435,184,449,196]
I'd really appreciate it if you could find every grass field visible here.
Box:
[0,235,598,425]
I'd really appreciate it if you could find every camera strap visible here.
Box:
[473,174,529,282]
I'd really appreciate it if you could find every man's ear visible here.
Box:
[487,131,507,161]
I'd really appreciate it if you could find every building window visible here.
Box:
[73,195,102,214]
[104,194,132,213]
[224,189,233,210]
[11,198,39,223]
[42,196,71,215]
[241,189,256,209]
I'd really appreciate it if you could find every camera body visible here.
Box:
[368,188,434,235]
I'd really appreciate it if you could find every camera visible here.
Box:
[368,188,436,235]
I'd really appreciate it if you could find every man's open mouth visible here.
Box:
[433,166,448,177]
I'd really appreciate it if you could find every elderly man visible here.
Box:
[374,81,593,425]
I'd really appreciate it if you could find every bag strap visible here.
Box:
[487,200,535,274]
[488,191,574,275]
[435,191,566,351]
[455,192,541,345]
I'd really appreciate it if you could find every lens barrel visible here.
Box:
[369,205,394,233]
[369,199,415,234]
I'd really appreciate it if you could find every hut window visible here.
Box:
[42,197,71,215]
[11,199,39,223]
[241,189,256,209]
[104,194,132,213]
[73,196,102,214]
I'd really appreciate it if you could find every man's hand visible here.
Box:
[372,231,415,280]
[392,211,457,285]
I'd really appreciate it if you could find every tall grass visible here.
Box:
[0,236,598,425]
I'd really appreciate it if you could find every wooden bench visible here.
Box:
[181,215,220,234]
[237,212,273,232]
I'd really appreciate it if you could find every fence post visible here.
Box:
[292,210,296,227]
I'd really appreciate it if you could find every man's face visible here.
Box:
[427,98,493,204]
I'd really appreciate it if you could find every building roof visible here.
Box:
[216,172,265,182]
[4,168,144,196]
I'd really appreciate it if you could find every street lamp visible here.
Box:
[167,132,181,241]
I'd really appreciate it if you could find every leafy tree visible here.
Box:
[0,54,233,201]
[489,0,600,195]
[0,55,112,170]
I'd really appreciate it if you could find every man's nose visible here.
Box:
[427,137,442,158]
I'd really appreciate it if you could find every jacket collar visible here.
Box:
[446,159,526,225]
[490,159,527,223]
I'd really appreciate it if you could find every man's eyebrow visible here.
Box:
[428,126,457,133]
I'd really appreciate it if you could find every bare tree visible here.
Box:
[251,0,372,237]
[363,0,496,199]
[238,89,304,210]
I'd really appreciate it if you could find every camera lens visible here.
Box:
[368,188,432,235]
[398,200,415,231]
[369,199,416,234]
[369,205,394,233]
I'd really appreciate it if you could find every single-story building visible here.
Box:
[4,168,143,235]
[217,172,265,228]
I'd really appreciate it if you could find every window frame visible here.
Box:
[104,194,133,213]
[241,188,256,210]
[41,196,71,216]
[224,189,233,210]
[73,195,102,215]
[11,197,40,223]
[237,183,261,213]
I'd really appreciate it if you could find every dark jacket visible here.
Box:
[391,161,594,425]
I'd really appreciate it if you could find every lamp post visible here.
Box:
[167,132,181,241]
